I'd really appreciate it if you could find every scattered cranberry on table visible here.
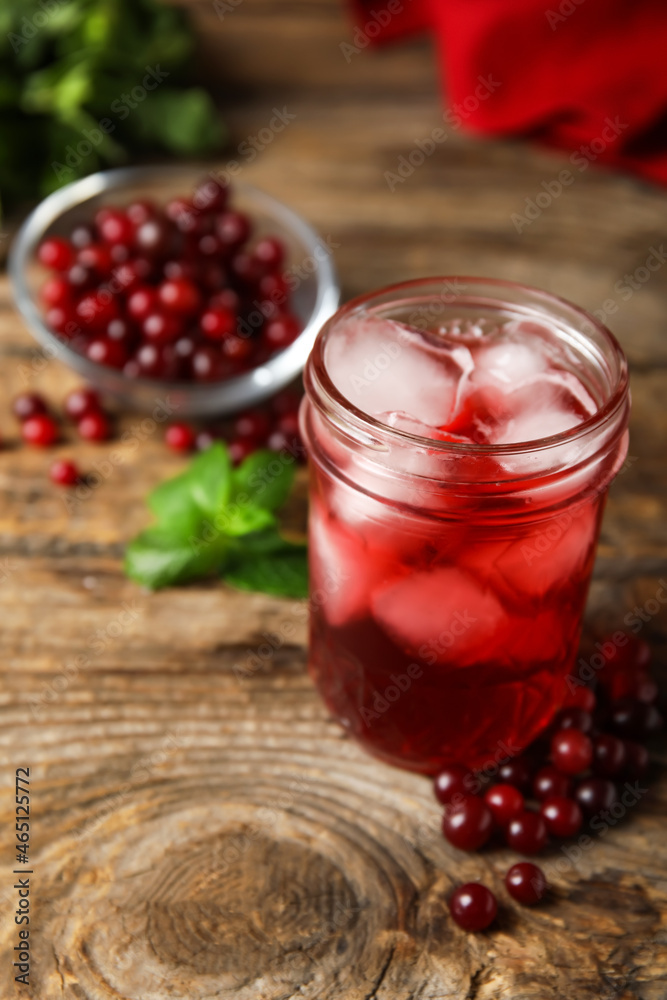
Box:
[165,423,197,453]
[433,764,471,806]
[505,863,547,905]
[442,797,493,851]
[539,796,583,838]
[21,413,58,447]
[35,178,303,383]
[484,784,524,826]
[12,392,48,422]
[49,459,80,486]
[505,811,548,855]
[448,883,498,932]
[551,729,594,775]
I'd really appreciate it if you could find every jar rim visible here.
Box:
[306,275,629,457]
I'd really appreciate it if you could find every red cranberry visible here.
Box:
[484,784,524,827]
[78,411,110,442]
[201,306,236,340]
[278,412,300,439]
[96,208,134,246]
[66,263,94,291]
[110,243,130,264]
[165,197,198,232]
[165,423,196,453]
[76,291,119,331]
[222,334,253,362]
[193,177,228,212]
[609,699,663,740]
[551,729,593,775]
[442,797,493,851]
[196,429,219,451]
[12,393,47,422]
[158,278,201,315]
[496,757,533,794]
[38,237,74,271]
[574,778,618,816]
[533,766,572,801]
[253,236,285,270]
[505,811,547,855]
[135,218,171,256]
[552,707,593,733]
[164,258,199,282]
[142,311,182,344]
[70,224,94,249]
[64,387,101,422]
[448,883,497,932]
[210,288,241,313]
[126,200,157,225]
[592,733,626,778]
[563,686,596,712]
[106,318,135,345]
[433,765,472,806]
[505,862,547,905]
[622,740,649,778]
[77,243,114,275]
[22,414,58,447]
[272,388,302,416]
[216,210,251,247]
[41,276,72,307]
[45,304,77,335]
[233,410,271,444]
[610,636,651,672]
[228,437,257,465]
[264,314,300,350]
[192,346,223,382]
[127,286,159,322]
[197,233,222,257]
[49,459,80,486]
[86,338,127,369]
[230,252,262,286]
[540,796,583,838]
[259,272,289,302]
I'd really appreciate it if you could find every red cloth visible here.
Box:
[350,0,667,185]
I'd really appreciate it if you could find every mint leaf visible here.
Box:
[148,442,231,526]
[125,527,224,590]
[224,540,308,599]
[231,448,296,512]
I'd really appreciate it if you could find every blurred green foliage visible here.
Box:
[0,0,225,211]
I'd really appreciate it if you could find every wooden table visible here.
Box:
[1,2,666,996]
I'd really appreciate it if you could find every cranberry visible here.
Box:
[45,304,77,335]
[574,778,618,816]
[253,236,285,270]
[201,306,236,340]
[70,224,94,249]
[127,286,159,322]
[448,883,497,932]
[163,258,199,282]
[133,218,168,256]
[278,411,300,439]
[505,863,547,905]
[562,686,597,712]
[76,291,119,331]
[216,210,251,247]
[551,729,593,775]
[264,314,300,350]
[158,278,201,315]
[22,414,58,447]
[210,288,241,313]
[259,272,289,303]
[66,263,94,291]
[49,459,80,486]
[233,410,271,444]
[193,177,228,212]
[228,436,257,465]
[165,197,198,232]
[86,338,127,369]
[78,411,110,442]
[12,393,47,422]
[196,429,219,451]
[64,387,101,421]
[41,276,72,307]
[484,784,524,826]
[533,766,572,801]
[433,765,472,806]
[592,733,626,777]
[230,252,262,286]
[552,707,593,733]
[77,243,114,275]
[540,796,583,838]
[442,797,493,852]
[610,636,651,672]
[272,388,302,416]
[609,699,663,740]
[497,757,533,794]
[38,237,74,271]
[142,311,182,344]
[96,208,134,246]
[165,423,196,453]
[222,334,253,363]
[192,346,223,382]
[622,740,649,778]
[106,318,135,345]
[505,811,547,855]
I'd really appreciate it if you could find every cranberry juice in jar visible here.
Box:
[301,278,630,774]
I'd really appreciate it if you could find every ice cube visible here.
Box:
[472,340,548,387]
[492,373,596,445]
[325,314,466,428]
[371,567,508,668]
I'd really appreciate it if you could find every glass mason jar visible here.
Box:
[300,278,630,774]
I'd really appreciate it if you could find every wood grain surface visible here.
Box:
[1,1,666,997]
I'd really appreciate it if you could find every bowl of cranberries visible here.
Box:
[9,165,340,416]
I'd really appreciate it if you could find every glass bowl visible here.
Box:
[8,165,340,417]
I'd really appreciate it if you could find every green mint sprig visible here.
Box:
[124,442,308,598]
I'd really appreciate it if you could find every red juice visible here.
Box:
[301,279,630,774]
